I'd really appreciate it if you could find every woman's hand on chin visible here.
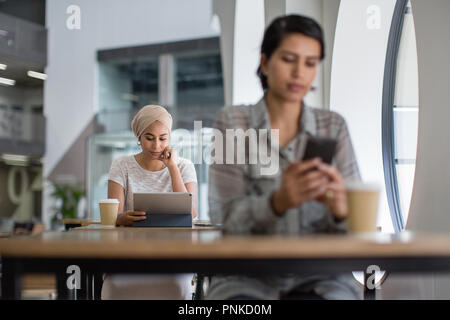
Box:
[160,146,178,169]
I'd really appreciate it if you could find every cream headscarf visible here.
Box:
[131,105,173,139]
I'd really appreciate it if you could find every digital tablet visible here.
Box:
[132,192,192,227]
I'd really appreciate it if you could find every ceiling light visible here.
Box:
[27,70,47,80]
[0,63,6,70]
[0,76,15,86]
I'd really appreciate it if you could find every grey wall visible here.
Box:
[0,85,42,109]
[380,0,450,299]
[408,0,450,233]
[0,0,46,25]
[406,0,450,300]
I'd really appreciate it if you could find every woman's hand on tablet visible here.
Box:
[116,211,147,226]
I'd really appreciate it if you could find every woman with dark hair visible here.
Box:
[207,15,362,299]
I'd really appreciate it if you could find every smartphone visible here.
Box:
[302,136,337,164]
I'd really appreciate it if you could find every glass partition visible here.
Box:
[86,132,139,220]
[382,0,419,231]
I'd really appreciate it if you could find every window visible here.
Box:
[382,0,419,232]
[98,58,159,133]
[176,53,224,108]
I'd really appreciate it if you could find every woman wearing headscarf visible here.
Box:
[102,104,197,299]
[109,104,197,225]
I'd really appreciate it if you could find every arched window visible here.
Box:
[382,0,419,232]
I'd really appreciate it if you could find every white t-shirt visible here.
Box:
[108,155,197,212]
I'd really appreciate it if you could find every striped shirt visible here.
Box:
[206,97,362,300]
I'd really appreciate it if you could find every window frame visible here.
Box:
[381,0,409,233]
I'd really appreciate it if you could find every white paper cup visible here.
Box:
[99,199,119,226]
[346,182,380,233]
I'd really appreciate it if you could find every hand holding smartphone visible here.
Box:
[302,136,337,164]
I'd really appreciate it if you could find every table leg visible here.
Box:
[76,269,89,300]
[56,271,75,300]
[1,258,22,300]
[85,272,93,300]
[364,269,376,300]
[93,273,103,300]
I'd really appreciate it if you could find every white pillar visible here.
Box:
[213,0,265,106]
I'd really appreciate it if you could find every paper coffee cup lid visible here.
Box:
[99,199,119,203]
[346,181,380,191]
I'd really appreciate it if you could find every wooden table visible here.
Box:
[2,230,450,300]
[72,223,219,232]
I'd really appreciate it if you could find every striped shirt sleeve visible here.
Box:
[208,108,279,234]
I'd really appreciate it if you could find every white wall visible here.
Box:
[330,0,396,233]
[213,0,265,106]
[44,0,218,226]
[403,0,450,300]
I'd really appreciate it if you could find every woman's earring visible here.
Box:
[137,141,141,146]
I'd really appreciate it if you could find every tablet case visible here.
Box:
[132,193,192,228]
[132,213,192,227]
